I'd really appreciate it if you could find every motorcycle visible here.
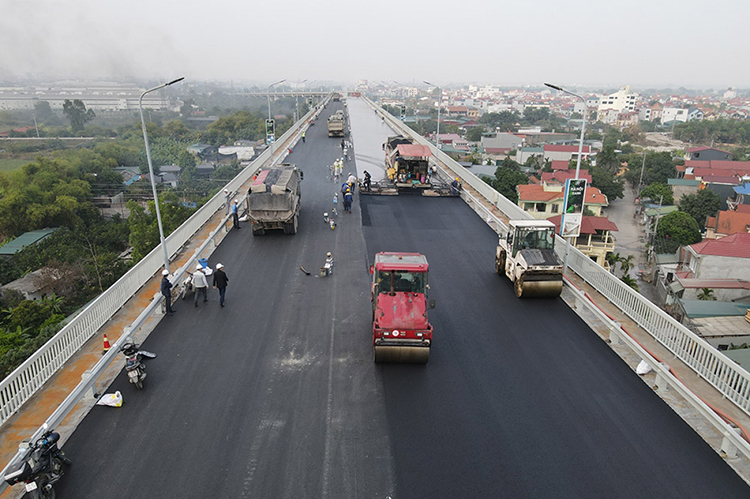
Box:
[4,424,71,499]
[121,342,156,390]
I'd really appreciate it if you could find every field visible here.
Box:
[0,159,29,172]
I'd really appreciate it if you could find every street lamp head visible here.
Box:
[166,77,185,87]
[544,82,563,91]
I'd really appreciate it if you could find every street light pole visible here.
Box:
[545,82,588,276]
[266,79,286,159]
[424,81,441,149]
[139,76,184,273]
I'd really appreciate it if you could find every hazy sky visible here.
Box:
[2,0,748,89]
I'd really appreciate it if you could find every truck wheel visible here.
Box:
[252,227,265,237]
[285,215,298,235]
[495,250,506,275]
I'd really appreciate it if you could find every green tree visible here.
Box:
[655,211,701,253]
[640,183,674,205]
[177,150,197,168]
[478,111,518,131]
[620,274,639,292]
[62,99,95,132]
[697,288,717,301]
[595,144,620,175]
[465,126,486,142]
[483,158,528,203]
[34,101,54,121]
[590,165,624,200]
[678,189,721,228]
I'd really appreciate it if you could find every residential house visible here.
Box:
[680,233,750,280]
[2,268,61,300]
[0,228,59,257]
[704,209,750,238]
[597,86,638,115]
[687,107,704,121]
[543,144,592,163]
[685,147,734,162]
[661,107,688,124]
[667,178,700,203]
[547,215,618,268]
[517,182,608,219]
[187,143,214,160]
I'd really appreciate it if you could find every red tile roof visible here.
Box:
[541,170,592,184]
[485,147,511,155]
[551,160,569,170]
[517,185,607,205]
[738,205,750,214]
[713,210,750,235]
[689,233,750,258]
[702,175,740,185]
[547,215,619,234]
[544,145,592,153]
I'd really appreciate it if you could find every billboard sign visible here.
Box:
[265,119,275,144]
[560,178,587,238]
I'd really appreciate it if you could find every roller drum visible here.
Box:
[374,345,430,364]
[514,277,563,298]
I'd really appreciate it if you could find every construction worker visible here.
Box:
[343,187,353,213]
[347,172,357,193]
[301,130,306,143]
[232,201,240,229]
[451,177,461,195]
[363,170,371,192]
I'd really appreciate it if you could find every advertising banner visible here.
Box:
[265,119,275,144]
[561,178,587,238]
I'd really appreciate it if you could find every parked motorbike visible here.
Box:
[121,342,156,390]
[4,424,71,499]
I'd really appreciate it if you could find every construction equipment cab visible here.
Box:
[371,252,434,364]
[384,136,432,189]
[496,220,563,298]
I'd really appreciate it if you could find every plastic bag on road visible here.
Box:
[97,391,123,407]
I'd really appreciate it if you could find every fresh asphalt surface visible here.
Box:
[54,101,749,498]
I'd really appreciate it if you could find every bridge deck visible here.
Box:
[1,100,748,498]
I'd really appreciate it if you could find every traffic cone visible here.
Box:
[102,334,111,355]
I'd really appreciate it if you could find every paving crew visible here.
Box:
[193,264,209,306]
[212,263,229,307]
[224,188,231,215]
[301,130,306,143]
[160,270,175,316]
[325,252,334,275]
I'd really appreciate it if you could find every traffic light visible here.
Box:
[400,105,406,121]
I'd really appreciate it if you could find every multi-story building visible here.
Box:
[0,82,176,111]
[597,86,638,116]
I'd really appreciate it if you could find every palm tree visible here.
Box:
[605,252,621,274]
[619,254,635,277]
[621,275,639,292]
[697,288,716,301]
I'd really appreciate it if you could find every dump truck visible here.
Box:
[327,111,345,137]
[371,252,435,364]
[495,220,563,298]
[247,164,302,236]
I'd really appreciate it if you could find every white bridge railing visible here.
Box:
[366,96,750,421]
[0,101,324,428]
